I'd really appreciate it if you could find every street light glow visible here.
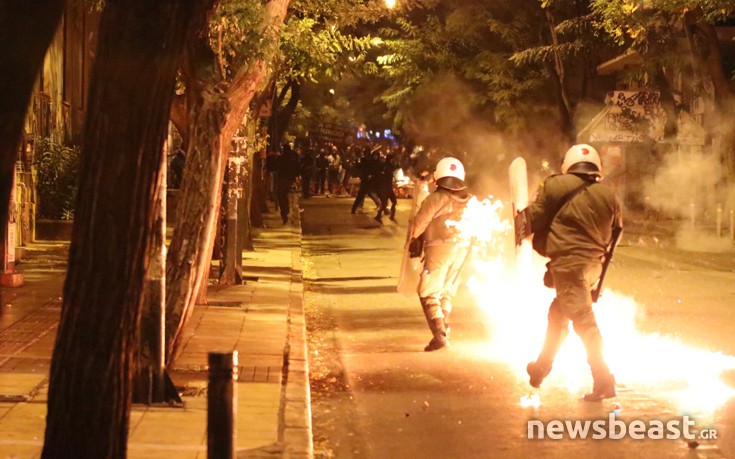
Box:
[385,0,396,9]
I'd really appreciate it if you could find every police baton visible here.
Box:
[591,227,623,303]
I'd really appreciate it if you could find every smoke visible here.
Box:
[399,72,570,200]
[643,150,733,252]
[644,151,720,218]
[675,227,733,253]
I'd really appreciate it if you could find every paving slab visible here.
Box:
[0,195,312,457]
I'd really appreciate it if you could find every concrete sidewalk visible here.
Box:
[0,201,312,458]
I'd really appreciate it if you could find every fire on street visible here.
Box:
[301,196,735,459]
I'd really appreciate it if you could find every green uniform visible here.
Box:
[528,172,622,385]
[529,173,622,268]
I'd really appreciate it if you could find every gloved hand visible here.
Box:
[514,208,532,246]
[408,237,424,258]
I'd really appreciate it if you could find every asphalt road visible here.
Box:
[300,196,735,459]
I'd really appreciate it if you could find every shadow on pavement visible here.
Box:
[305,283,399,295]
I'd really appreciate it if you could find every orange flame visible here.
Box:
[445,196,511,247]
[452,196,735,416]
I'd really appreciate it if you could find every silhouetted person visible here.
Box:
[299,147,315,198]
[169,148,185,189]
[375,153,399,222]
[315,149,329,195]
[276,144,299,224]
[351,147,381,213]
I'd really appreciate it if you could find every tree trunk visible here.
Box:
[242,122,261,252]
[165,72,230,362]
[653,67,679,140]
[693,22,735,176]
[133,145,179,405]
[220,146,246,285]
[251,89,273,218]
[251,149,267,225]
[42,1,207,457]
[170,95,190,149]
[542,10,574,143]
[0,0,63,287]
[545,60,575,143]
[165,0,290,362]
[268,79,301,151]
[685,14,735,176]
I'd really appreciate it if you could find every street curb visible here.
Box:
[281,195,313,458]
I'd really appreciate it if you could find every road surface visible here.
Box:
[300,196,735,459]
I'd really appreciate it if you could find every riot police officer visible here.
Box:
[409,157,471,351]
[516,144,623,401]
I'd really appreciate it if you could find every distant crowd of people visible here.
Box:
[265,141,416,224]
[168,140,450,227]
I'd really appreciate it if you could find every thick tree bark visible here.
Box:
[165,0,290,362]
[41,1,207,457]
[170,95,190,149]
[196,0,290,300]
[220,148,246,285]
[241,123,261,252]
[0,1,63,285]
[165,55,230,361]
[133,147,179,405]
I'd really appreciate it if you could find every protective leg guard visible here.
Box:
[424,318,449,352]
[440,297,452,333]
[441,311,451,338]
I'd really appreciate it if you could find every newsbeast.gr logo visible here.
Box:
[528,414,718,440]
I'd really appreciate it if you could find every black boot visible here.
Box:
[526,361,552,388]
[424,318,449,352]
[583,372,616,402]
[577,323,615,401]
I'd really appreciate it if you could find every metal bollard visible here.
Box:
[208,351,238,459]
[717,204,723,238]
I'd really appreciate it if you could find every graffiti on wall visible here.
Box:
[590,91,666,143]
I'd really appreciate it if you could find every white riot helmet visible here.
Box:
[561,144,602,176]
[434,157,466,191]
[434,157,465,181]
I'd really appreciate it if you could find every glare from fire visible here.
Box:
[520,393,541,409]
[393,168,411,188]
[445,196,510,247]
[454,195,735,416]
